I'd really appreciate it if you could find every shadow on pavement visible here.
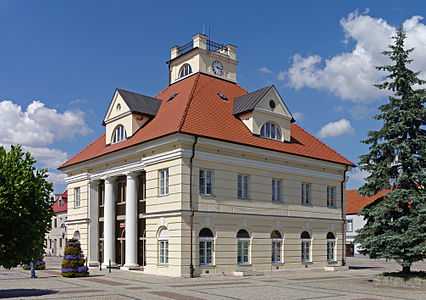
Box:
[349,266,380,270]
[0,289,56,298]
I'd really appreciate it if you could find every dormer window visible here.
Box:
[112,125,127,144]
[260,122,281,141]
[179,64,192,78]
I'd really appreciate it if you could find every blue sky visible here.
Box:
[1,0,425,194]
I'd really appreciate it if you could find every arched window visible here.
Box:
[111,125,127,144]
[327,232,336,261]
[158,228,169,264]
[260,122,281,141]
[301,231,311,262]
[179,64,192,78]
[271,230,282,263]
[199,228,214,265]
[237,229,250,264]
[73,231,81,240]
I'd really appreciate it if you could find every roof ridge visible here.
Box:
[58,134,105,169]
[178,73,200,132]
[293,123,355,166]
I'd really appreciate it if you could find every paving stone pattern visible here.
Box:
[0,257,424,299]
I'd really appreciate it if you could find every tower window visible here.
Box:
[112,125,127,144]
[260,122,281,141]
[179,64,192,78]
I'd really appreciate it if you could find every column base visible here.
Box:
[102,261,118,268]
[88,261,100,268]
[121,264,141,270]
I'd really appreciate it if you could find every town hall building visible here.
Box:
[59,34,354,277]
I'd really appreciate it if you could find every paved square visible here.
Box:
[0,257,424,299]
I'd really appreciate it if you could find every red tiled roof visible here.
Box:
[346,189,390,214]
[52,190,68,213]
[59,73,354,169]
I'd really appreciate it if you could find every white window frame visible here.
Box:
[199,169,213,196]
[237,238,250,265]
[327,240,336,261]
[327,186,335,207]
[74,187,80,208]
[179,64,192,78]
[301,183,311,205]
[199,238,214,265]
[158,228,169,265]
[260,122,282,141]
[159,169,169,196]
[111,125,127,144]
[271,239,282,263]
[346,219,353,232]
[272,179,282,202]
[237,174,250,199]
[301,232,311,263]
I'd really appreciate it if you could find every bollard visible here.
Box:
[99,259,102,271]
[109,259,111,273]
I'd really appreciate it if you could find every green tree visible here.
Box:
[355,27,426,273]
[0,145,54,269]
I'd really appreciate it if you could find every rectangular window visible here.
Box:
[199,240,213,265]
[159,169,169,196]
[237,240,249,264]
[346,219,353,232]
[199,169,213,195]
[327,186,335,207]
[272,179,282,202]
[271,240,282,263]
[238,174,250,199]
[60,238,62,248]
[159,240,169,264]
[54,218,57,228]
[327,241,335,261]
[75,187,80,208]
[118,180,126,203]
[301,183,310,205]
[301,241,310,262]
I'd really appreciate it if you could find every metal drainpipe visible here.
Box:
[341,165,348,266]
[189,136,198,278]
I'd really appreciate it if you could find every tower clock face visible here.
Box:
[212,60,224,76]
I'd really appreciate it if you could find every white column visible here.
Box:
[122,173,139,269]
[88,181,99,267]
[103,177,117,267]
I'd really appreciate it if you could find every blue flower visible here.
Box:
[61,268,74,273]
[77,266,88,273]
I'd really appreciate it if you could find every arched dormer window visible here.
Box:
[112,125,127,144]
[260,122,281,141]
[179,64,192,78]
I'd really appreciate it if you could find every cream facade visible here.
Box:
[63,133,349,276]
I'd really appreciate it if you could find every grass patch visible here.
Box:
[380,271,426,280]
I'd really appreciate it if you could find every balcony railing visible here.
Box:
[178,39,227,56]
[178,41,193,56]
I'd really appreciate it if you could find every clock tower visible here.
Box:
[168,33,238,85]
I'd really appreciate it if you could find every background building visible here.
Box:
[45,190,68,256]
[345,189,389,257]
[60,34,354,276]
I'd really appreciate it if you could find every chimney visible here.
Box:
[170,46,180,59]
[192,33,207,50]
[226,44,237,59]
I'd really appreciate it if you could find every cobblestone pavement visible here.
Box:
[0,257,425,299]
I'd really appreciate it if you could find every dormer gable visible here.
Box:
[103,89,162,146]
[233,85,293,142]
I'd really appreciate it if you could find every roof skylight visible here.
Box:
[218,93,228,101]
[168,93,178,101]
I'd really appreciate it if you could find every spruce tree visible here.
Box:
[354,27,426,273]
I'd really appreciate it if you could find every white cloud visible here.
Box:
[277,71,286,81]
[284,12,426,102]
[349,104,373,119]
[318,118,354,138]
[47,171,68,185]
[0,100,90,170]
[349,168,370,183]
[259,66,272,74]
[69,99,87,105]
[292,112,304,121]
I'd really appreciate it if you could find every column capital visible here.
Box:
[124,172,139,180]
[103,176,116,184]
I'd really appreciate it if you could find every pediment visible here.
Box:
[103,90,131,125]
[254,86,292,120]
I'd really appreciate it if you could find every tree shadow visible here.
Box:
[0,289,56,298]
[349,266,380,270]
